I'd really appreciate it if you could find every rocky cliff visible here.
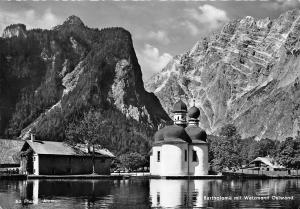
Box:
[2,24,27,38]
[0,16,170,152]
[146,10,300,141]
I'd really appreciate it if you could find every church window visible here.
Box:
[192,151,197,162]
[184,150,187,161]
[157,151,160,162]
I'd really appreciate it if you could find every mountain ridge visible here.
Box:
[0,15,170,154]
[146,9,300,141]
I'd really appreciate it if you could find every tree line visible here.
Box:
[65,108,154,170]
[65,109,300,172]
[209,124,300,171]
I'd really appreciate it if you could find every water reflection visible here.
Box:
[0,179,300,208]
[18,180,114,206]
[150,179,222,208]
[12,179,150,209]
[149,179,300,208]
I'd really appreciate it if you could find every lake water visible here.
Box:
[0,178,300,209]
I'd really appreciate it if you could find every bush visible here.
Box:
[119,152,147,172]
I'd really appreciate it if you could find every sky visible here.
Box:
[0,0,300,81]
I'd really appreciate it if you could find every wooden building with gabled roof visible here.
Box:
[20,137,115,175]
[247,156,286,171]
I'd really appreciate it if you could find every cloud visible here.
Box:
[137,44,172,81]
[135,29,171,45]
[147,30,170,44]
[0,8,61,34]
[180,21,200,36]
[185,4,229,31]
[269,0,300,10]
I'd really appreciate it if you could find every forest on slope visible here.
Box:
[0,16,170,156]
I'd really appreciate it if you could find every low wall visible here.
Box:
[223,169,300,179]
[0,174,27,180]
[236,169,299,177]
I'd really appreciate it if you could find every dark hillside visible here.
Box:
[0,16,170,154]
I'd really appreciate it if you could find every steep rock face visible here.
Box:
[0,16,170,143]
[146,10,300,141]
[2,24,27,38]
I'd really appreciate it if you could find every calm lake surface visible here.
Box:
[0,178,300,209]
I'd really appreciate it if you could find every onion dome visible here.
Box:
[188,106,200,119]
[154,128,164,142]
[185,126,207,142]
[163,125,191,143]
[172,100,187,113]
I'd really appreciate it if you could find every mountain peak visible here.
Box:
[0,18,170,143]
[2,24,27,38]
[63,15,84,26]
[147,9,300,140]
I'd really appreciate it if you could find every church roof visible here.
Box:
[187,106,200,119]
[185,126,207,142]
[155,125,190,144]
[154,124,207,144]
[172,100,187,113]
[163,125,191,143]
[154,99,207,145]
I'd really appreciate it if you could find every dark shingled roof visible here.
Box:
[172,100,187,113]
[154,125,192,144]
[163,125,191,143]
[153,100,208,145]
[0,139,25,164]
[185,126,207,142]
[188,106,200,119]
[154,124,208,144]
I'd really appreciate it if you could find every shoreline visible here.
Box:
[222,171,300,179]
[1,173,300,180]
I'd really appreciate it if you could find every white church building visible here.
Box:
[150,99,209,177]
